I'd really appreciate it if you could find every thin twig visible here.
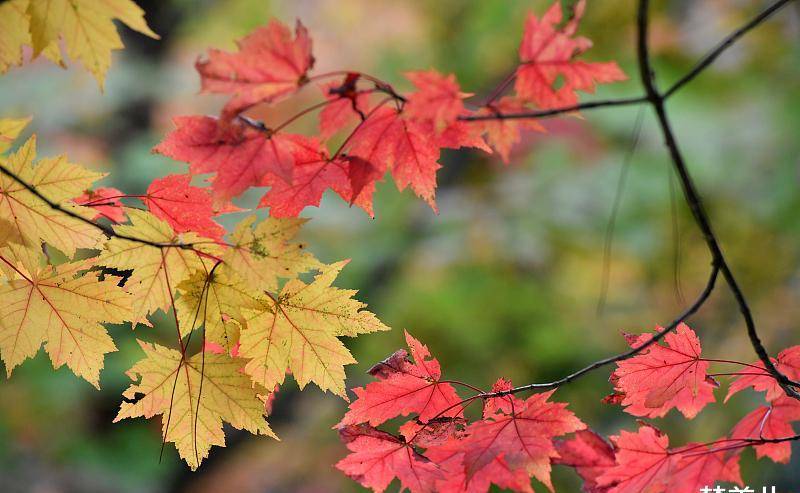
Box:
[663,0,795,99]
[459,95,648,122]
[597,106,645,315]
[0,162,205,251]
[486,263,720,397]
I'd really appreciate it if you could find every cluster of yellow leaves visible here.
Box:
[0,120,389,469]
[0,0,158,88]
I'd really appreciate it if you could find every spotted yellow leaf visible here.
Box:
[222,215,321,293]
[175,267,257,352]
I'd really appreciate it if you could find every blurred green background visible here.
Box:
[1,0,799,491]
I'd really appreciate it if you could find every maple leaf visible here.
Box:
[477,97,544,163]
[143,174,227,241]
[221,215,320,293]
[74,186,127,223]
[424,437,534,493]
[608,323,716,419]
[0,218,27,253]
[726,345,800,403]
[175,268,256,353]
[730,395,800,463]
[554,429,615,493]
[115,341,275,470]
[338,330,463,427]
[153,115,295,204]
[318,74,372,139]
[399,417,466,448]
[347,106,441,210]
[0,243,131,387]
[597,424,742,493]
[0,116,31,154]
[196,19,314,118]
[514,0,625,109]
[0,0,30,74]
[459,390,585,491]
[258,134,371,216]
[27,0,158,88]
[98,209,221,327]
[0,136,106,256]
[336,424,443,493]
[239,261,389,397]
[404,70,472,132]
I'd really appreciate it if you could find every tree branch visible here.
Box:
[635,0,800,398]
[664,0,795,99]
[487,263,720,397]
[458,95,647,122]
[0,162,214,251]
[460,0,795,123]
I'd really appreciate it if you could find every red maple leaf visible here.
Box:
[597,424,742,493]
[554,429,615,493]
[404,70,472,132]
[481,378,518,417]
[726,345,800,403]
[477,97,544,163]
[338,330,463,427]
[459,390,585,491]
[318,74,372,139]
[514,0,625,109]
[398,417,465,448]
[608,323,717,419]
[346,106,441,210]
[336,424,443,493]
[74,187,126,223]
[425,437,534,493]
[730,395,800,463]
[258,135,378,217]
[429,117,491,154]
[143,174,227,241]
[153,116,295,204]
[196,19,314,118]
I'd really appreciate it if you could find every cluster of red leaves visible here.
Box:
[74,173,228,240]
[151,0,624,219]
[336,332,585,493]
[339,326,800,492]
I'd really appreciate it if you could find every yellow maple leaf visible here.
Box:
[0,243,131,387]
[222,215,321,293]
[240,261,389,398]
[26,0,159,88]
[98,209,222,327]
[0,0,31,74]
[175,267,257,352]
[0,136,105,256]
[115,340,276,470]
[0,116,31,154]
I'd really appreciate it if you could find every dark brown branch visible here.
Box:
[458,95,647,122]
[664,0,795,98]
[0,162,209,251]
[460,0,795,123]
[486,264,720,397]
[635,0,800,398]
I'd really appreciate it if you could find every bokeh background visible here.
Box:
[1,0,799,491]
